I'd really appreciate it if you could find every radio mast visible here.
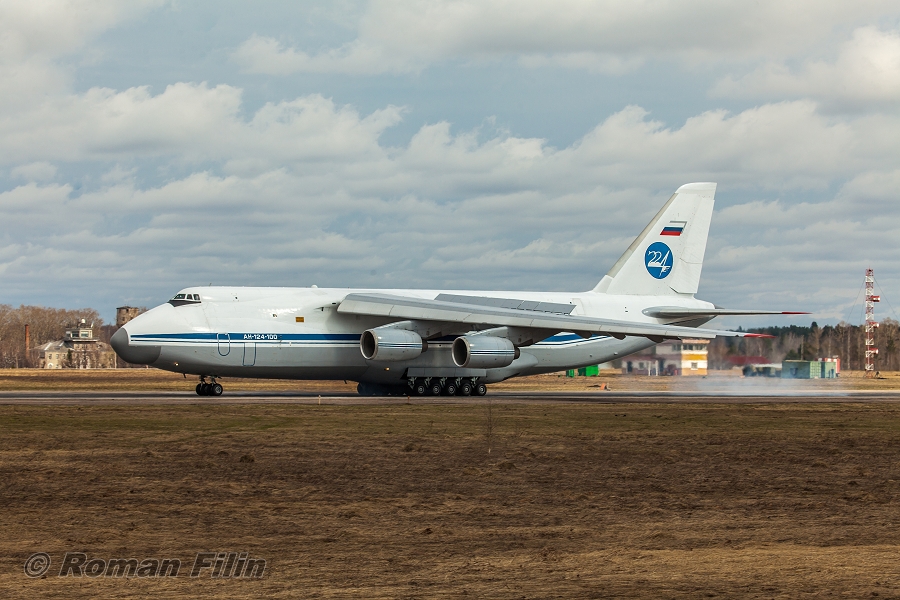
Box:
[865,268,880,377]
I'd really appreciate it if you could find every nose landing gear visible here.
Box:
[196,376,223,396]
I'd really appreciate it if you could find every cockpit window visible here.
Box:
[169,293,201,306]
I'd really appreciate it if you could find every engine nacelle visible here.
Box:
[360,328,426,361]
[452,335,518,368]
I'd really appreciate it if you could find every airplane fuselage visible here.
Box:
[115,286,714,385]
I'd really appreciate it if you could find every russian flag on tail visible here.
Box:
[660,220,687,236]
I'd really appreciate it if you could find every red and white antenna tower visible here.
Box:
[864,268,880,377]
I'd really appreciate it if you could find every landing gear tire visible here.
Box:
[444,381,458,396]
[414,380,427,396]
[429,381,443,396]
[459,380,473,396]
[196,379,222,396]
[474,383,487,396]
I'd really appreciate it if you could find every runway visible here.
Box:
[2,389,900,405]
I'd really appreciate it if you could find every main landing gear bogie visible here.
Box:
[196,377,223,396]
[409,377,487,397]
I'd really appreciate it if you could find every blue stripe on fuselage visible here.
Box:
[131,333,361,342]
[129,332,610,345]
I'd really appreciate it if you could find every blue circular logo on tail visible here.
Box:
[645,242,673,279]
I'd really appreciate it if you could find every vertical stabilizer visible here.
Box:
[592,182,716,296]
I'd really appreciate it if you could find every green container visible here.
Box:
[782,360,837,379]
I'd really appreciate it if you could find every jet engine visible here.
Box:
[360,328,426,361]
[452,335,518,368]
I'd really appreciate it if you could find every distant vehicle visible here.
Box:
[111,183,798,396]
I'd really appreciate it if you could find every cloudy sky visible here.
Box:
[3,1,900,326]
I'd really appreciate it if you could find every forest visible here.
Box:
[708,320,900,371]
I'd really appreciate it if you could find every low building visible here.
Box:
[727,355,782,377]
[38,340,68,369]
[782,358,839,379]
[37,320,116,369]
[622,338,709,376]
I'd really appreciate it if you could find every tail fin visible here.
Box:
[592,182,715,296]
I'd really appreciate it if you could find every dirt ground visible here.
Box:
[4,400,900,598]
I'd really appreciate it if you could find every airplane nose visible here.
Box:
[110,327,161,365]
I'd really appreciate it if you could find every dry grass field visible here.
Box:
[4,395,900,598]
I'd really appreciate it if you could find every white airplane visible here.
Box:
[111,183,799,396]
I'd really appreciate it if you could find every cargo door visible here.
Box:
[242,342,256,366]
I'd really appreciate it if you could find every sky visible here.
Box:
[2,0,900,327]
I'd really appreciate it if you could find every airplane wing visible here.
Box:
[337,293,773,342]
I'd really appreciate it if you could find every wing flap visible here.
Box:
[643,306,809,318]
[338,293,767,340]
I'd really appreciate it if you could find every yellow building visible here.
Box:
[622,338,709,376]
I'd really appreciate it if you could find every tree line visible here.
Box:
[2,303,897,372]
[708,320,900,371]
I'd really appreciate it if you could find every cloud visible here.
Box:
[712,27,900,109]
[232,34,415,75]
[4,79,900,319]
[232,0,900,75]
[0,84,404,168]
[0,0,162,61]
[7,1,900,328]
[0,1,163,109]
[10,162,57,182]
